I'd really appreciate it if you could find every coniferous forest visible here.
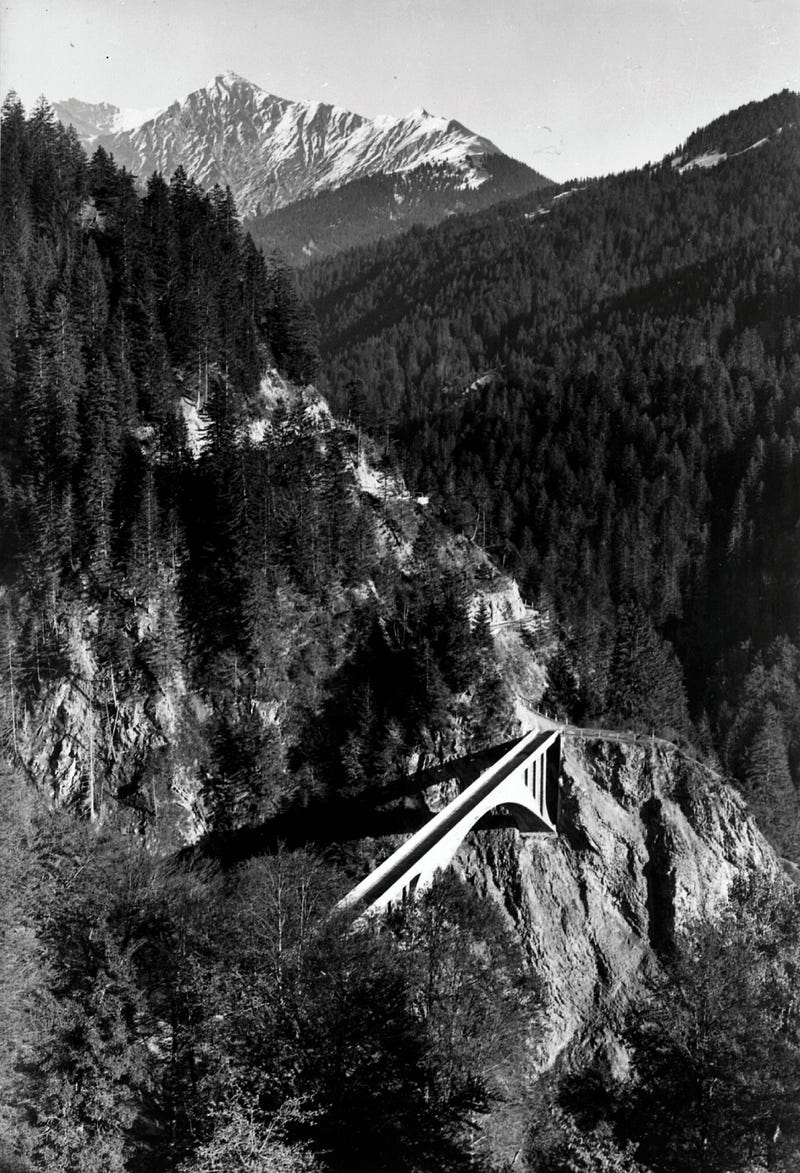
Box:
[0,95,529,1172]
[243,154,551,268]
[0,93,510,825]
[306,90,800,856]
[4,86,800,1173]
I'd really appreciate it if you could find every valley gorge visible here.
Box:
[2,81,800,1173]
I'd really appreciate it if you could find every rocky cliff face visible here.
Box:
[10,374,541,843]
[453,733,778,1076]
[343,724,780,1164]
[13,579,206,842]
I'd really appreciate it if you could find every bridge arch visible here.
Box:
[338,729,561,918]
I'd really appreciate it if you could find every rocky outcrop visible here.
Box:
[13,587,207,843]
[451,734,778,1072]
[337,726,779,1166]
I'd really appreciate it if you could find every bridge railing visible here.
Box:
[338,728,559,916]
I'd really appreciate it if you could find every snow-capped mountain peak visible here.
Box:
[207,70,250,90]
[54,73,508,216]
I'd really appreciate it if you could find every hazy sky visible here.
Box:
[1,0,798,181]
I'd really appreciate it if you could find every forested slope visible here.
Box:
[244,154,552,266]
[4,89,800,1173]
[304,89,800,856]
[1,92,525,839]
[0,92,530,1171]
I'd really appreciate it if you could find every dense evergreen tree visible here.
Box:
[544,884,800,1173]
[605,603,689,735]
[244,155,551,268]
[5,84,800,1173]
[0,93,516,843]
[301,92,800,848]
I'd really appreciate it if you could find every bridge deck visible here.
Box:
[345,730,556,913]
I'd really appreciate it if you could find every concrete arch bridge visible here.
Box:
[338,728,561,919]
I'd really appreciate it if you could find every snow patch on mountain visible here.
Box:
[114,105,163,132]
[53,98,163,141]
[673,132,773,174]
[54,73,507,216]
[677,150,726,173]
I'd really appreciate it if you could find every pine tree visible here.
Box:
[19,822,158,1173]
[265,255,320,384]
[0,769,42,1151]
[742,703,800,855]
[78,354,122,579]
[38,293,85,485]
[605,603,689,734]
[616,890,800,1172]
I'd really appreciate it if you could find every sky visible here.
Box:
[1,0,798,181]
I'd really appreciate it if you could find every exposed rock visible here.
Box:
[336,727,778,1165]
[14,587,206,842]
[451,734,778,1075]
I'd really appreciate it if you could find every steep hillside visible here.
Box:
[53,73,548,219]
[0,98,535,848]
[244,153,550,266]
[440,731,778,1162]
[6,87,800,1173]
[457,734,777,1063]
[672,87,799,168]
[302,90,800,859]
[6,719,791,1173]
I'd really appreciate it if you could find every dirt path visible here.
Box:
[521,702,726,782]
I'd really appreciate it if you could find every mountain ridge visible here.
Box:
[53,72,546,218]
[244,152,552,266]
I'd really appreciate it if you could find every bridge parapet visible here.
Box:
[338,729,561,919]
